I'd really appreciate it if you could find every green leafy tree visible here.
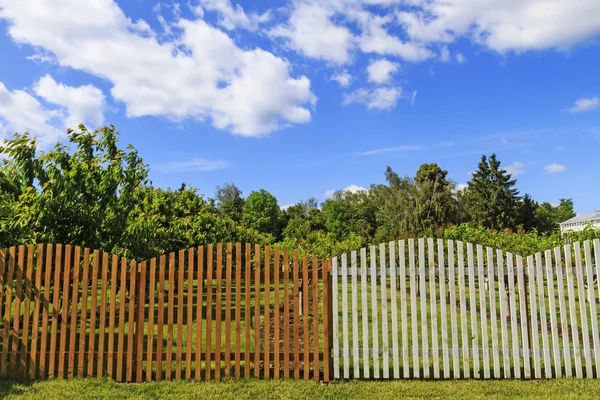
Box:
[535,198,576,233]
[322,190,376,244]
[462,154,521,230]
[519,193,538,231]
[242,189,282,238]
[215,183,245,222]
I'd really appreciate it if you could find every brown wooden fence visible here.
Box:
[0,244,332,382]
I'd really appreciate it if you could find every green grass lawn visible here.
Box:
[2,378,600,399]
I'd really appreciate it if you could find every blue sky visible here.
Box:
[0,0,599,212]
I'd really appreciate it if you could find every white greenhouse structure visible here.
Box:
[559,212,600,234]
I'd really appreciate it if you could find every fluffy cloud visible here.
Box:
[331,70,352,87]
[343,86,402,110]
[544,163,566,173]
[324,184,367,199]
[504,161,525,177]
[0,0,316,137]
[153,157,229,173]
[269,2,353,64]
[197,0,271,31]
[33,75,106,129]
[567,97,599,113]
[367,59,399,84]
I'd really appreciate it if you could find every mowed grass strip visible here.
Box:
[2,378,600,399]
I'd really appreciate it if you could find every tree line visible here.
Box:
[1,125,597,260]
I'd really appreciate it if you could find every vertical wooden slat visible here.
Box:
[564,246,582,378]
[574,243,592,377]
[30,245,44,379]
[96,252,109,379]
[39,245,53,378]
[245,244,253,380]
[11,246,24,378]
[535,253,551,378]
[176,251,185,380]
[312,256,319,382]
[332,256,339,379]
[156,256,166,381]
[264,247,270,379]
[583,241,600,375]
[225,243,233,378]
[399,241,409,379]
[438,239,449,379]
[594,239,600,376]
[476,245,489,379]
[409,239,418,378]
[126,260,137,382]
[86,249,99,378]
[0,248,5,378]
[254,245,261,378]
[302,254,309,380]
[516,256,531,379]
[67,247,81,379]
[49,244,63,378]
[554,247,572,378]
[527,255,541,378]
[467,243,479,379]
[293,252,300,380]
[360,248,370,379]
[447,240,460,379]
[245,244,251,378]
[428,239,439,380]
[21,245,34,378]
[106,255,118,379]
[486,248,500,378]
[389,241,400,379]
[506,252,521,379]
[341,254,349,379]
[205,246,214,381]
[419,238,429,378]
[147,258,157,382]
[457,241,470,378]
[165,254,175,380]
[323,259,331,382]
[350,251,360,378]
[496,250,510,378]
[1,247,15,377]
[282,249,290,379]
[380,244,389,379]
[545,249,561,378]
[136,261,147,382]
[369,245,380,379]
[117,258,128,381]
[195,247,204,381]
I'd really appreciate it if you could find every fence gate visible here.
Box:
[0,243,331,382]
[331,238,600,379]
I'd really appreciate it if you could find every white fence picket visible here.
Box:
[351,251,360,378]
[553,247,571,377]
[370,245,380,379]
[517,255,531,379]
[496,249,510,378]
[380,243,390,379]
[399,240,410,379]
[506,252,521,378]
[409,239,419,378]
[389,241,400,379]
[438,239,450,379]
[574,243,593,377]
[564,245,583,378]
[545,249,561,378]
[360,248,370,379]
[332,257,340,379]
[467,243,479,378]
[487,247,500,378]
[583,241,600,374]
[447,240,460,378]
[477,245,489,379]
[457,241,470,378]
[341,254,350,379]
[535,253,551,378]
[419,238,429,378]
[527,255,542,378]
[428,239,440,379]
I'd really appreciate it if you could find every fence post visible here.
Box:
[323,259,333,382]
[523,265,533,377]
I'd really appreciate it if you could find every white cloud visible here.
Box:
[455,183,468,192]
[367,59,399,84]
[331,70,352,87]
[0,81,60,145]
[504,161,525,176]
[343,86,402,110]
[439,46,451,62]
[153,157,229,172]
[567,97,599,113]
[325,184,367,199]
[33,75,106,129]
[360,144,422,156]
[269,2,353,64]
[198,0,270,31]
[456,53,466,63]
[544,163,566,174]
[0,0,316,137]
[396,0,600,53]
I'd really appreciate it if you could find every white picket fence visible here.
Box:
[331,238,600,379]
